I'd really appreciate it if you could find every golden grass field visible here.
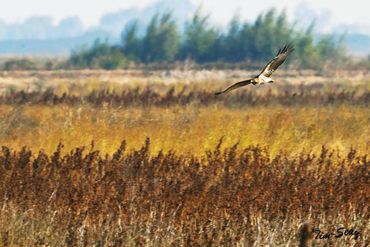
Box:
[0,69,369,246]
[0,104,369,157]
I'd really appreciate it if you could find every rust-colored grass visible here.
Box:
[0,139,368,246]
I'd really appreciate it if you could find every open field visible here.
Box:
[0,70,369,246]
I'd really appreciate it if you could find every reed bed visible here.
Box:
[0,139,368,246]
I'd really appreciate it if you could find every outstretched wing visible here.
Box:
[215,79,253,95]
[259,44,294,77]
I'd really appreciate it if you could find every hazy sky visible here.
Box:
[0,0,368,30]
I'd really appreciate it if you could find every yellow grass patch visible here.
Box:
[0,105,368,156]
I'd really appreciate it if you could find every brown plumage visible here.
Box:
[215,44,294,95]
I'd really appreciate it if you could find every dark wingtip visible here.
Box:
[279,45,289,54]
[279,43,294,54]
[215,92,223,96]
[287,43,294,52]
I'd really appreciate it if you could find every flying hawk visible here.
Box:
[215,44,294,95]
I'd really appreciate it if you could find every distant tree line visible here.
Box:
[2,9,350,70]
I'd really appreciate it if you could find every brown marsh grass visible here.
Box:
[0,139,368,246]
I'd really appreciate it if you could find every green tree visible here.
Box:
[251,9,278,61]
[157,13,180,62]
[181,10,219,62]
[142,14,159,62]
[238,23,253,62]
[244,9,293,63]
[67,39,126,69]
[222,15,243,62]
[259,9,278,59]
[274,10,292,49]
[141,13,180,62]
[317,34,345,60]
[98,45,127,70]
[294,24,321,69]
[121,20,141,60]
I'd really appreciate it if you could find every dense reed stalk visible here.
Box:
[0,140,368,246]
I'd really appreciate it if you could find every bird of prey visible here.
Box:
[215,44,294,95]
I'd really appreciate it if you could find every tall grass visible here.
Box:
[0,139,368,246]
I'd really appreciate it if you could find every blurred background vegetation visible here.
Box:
[67,9,346,70]
[2,8,367,71]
